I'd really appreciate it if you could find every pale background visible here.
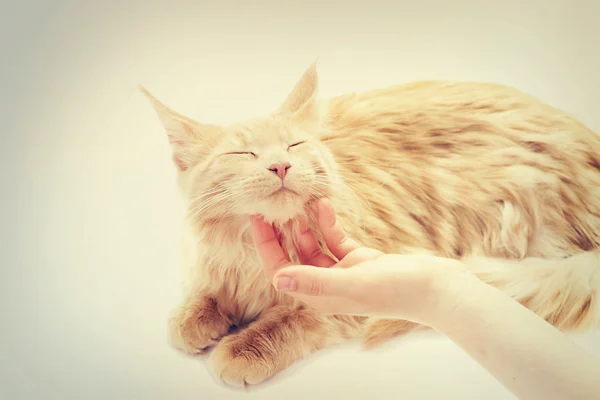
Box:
[1,1,599,399]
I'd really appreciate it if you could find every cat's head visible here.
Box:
[142,62,339,224]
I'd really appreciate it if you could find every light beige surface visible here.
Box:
[1,1,599,399]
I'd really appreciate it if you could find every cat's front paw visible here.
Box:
[168,297,231,355]
[209,333,275,388]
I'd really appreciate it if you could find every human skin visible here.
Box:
[251,198,600,400]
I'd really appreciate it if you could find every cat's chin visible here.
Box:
[246,192,308,224]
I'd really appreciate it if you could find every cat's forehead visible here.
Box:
[227,117,298,147]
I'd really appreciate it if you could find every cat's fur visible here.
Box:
[141,62,600,387]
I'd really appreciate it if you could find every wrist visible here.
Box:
[420,260,482,328]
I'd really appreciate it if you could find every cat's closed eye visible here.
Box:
[223,151,257,158]
[287,141,306,150]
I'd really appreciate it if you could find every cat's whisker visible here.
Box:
[189,192,246,220]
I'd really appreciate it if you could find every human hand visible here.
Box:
[250,198,465,324]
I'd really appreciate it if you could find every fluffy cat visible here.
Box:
[141,62,600,388]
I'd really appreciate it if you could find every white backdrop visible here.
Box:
[1,1,599,399]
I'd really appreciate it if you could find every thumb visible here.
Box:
[272,266,360,297]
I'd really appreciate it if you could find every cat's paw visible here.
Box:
[209,333,274,388]
[168,297,231,355]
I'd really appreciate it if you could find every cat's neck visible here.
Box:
[190,212,305,268]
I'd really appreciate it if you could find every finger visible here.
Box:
[272,265,361,298]
[336,247,385,269]
[250,215,292,277]
[296,217,336,267]
[282,292,368,316]
[317,198,361,259]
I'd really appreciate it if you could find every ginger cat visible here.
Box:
[141,62,600,388]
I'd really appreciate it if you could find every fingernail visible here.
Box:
[298,217,309,233]
[317,198,331,213]
[275,276,296,292]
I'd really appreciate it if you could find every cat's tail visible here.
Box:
[362,249,600,347]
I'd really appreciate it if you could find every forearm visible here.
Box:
[428,271,600,400]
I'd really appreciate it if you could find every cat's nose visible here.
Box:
[267,162,292,180]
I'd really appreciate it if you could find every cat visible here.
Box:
[141,61,600,388]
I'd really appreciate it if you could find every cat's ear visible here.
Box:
[278,60,320,123]
[140,86,222,172]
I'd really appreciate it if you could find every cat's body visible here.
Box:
[142,63,600,388]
